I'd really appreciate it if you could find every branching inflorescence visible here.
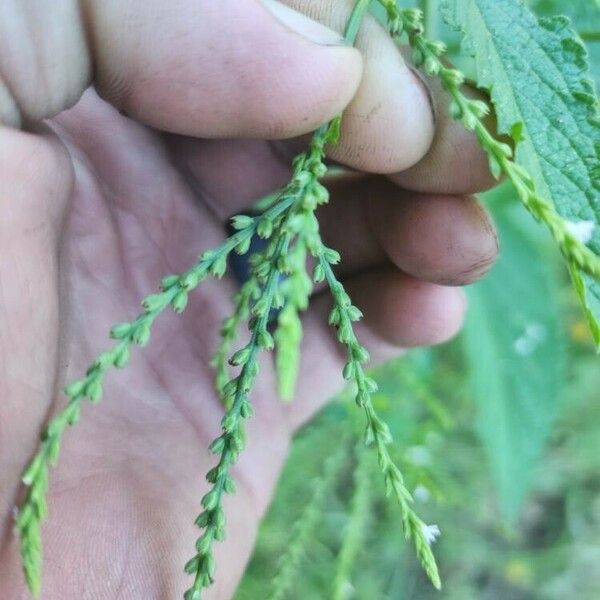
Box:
[183,120,338,598]
[14,1,600,598]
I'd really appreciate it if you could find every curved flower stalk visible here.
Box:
[311,238,442,589]
[273,235,312,400]
[377,1,600,280]
[184,227,296,599]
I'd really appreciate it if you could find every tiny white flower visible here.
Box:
[421,523,441,545]
[566,220,595,245]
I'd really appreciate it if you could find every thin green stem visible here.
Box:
[580,31,600,42]
[332,440,372,600]
[395,362,454,430]
[344,0,373,44]
[313,247,441,589]
[266,437,349,600]
[274,237,311,401]
[185,229,294,600]
[212,279,257,406]
[419,0,438,39]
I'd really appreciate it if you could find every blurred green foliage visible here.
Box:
[235,1,599,598]
[236,341,600,598]
[464,187,566,521]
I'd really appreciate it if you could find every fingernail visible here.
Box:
[262,0,346,45]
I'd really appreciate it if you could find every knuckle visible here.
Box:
[0,0,91,125]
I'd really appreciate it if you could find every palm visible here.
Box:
[0,92,331,599]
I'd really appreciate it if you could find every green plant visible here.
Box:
[14,0,599,598]
[266,435,350,600]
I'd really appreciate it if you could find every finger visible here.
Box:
[288,266,466,428]
[389,74,498,194]
[317,177,498,286]
[166,136,292,219]
[282,0,497,189]
[0,124,72,531]
[365,179,499,285]
[283,0,435,173]
[348,267,467,347]
[0,0,362,138]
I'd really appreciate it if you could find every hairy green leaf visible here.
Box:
[442,0,600,348]
[464,193,566,520]
[533,0,600,86]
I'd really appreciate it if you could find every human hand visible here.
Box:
[0,1,498,598]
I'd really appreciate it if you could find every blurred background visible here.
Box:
[235,2,600,598]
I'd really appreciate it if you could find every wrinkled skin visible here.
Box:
[0,1,499,598]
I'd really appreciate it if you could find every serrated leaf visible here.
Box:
[442,0,600,348]
[533,0,600,37]
[463,195,566,521]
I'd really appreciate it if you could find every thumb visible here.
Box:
[0,0,362,138]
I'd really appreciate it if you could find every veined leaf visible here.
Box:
[464,193,566,520]
[533,0,600,86]
[442,0,600,348]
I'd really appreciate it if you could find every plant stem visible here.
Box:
[312,245,441,589]
[395,362,454,430]
[580,31,600,42]
[332,440,372,600]
[212,278,257,406]
[266,437,349,600]
[419,0,438,38]
[344,0,373,44]
[274,237,311,400]
[185,231,293,600]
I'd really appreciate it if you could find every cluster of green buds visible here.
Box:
[183,118,346,599]
[312,247,442,589]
